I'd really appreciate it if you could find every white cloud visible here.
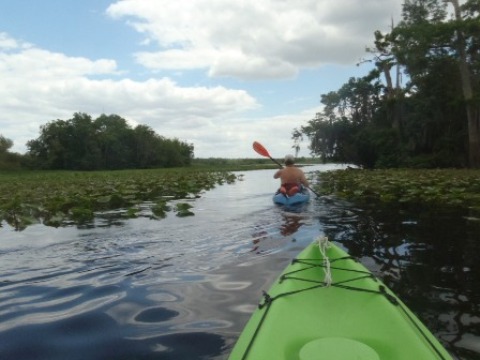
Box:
[0,34,259,155]
[181,106,323,159]
[0,32,22,50]
[1,48,117,80]
[0,0,404,158]
[107,0,402,80]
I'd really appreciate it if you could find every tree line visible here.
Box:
[0,135,23,170]
[0,113,194,170]
[295,0,480,169]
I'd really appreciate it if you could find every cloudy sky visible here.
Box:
[0,0,402,158]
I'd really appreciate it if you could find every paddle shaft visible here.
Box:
[270,156,283,169]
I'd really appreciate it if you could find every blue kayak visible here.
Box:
[273,188,310,206]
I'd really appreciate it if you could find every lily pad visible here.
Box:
[175,202,194,217]
[0,168,238,228]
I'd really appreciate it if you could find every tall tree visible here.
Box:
[298,0,479,168]
[0,135,13,154]
[393,0,480,167]
[94,114,134,169]
[66,113,101,170]
[133,124,161,168]
[0,135,22,170]
[27,120,69,169]
[366,28,405,135]
[446,0,480,167]
[299,75,387,167]
[27,113,194,170]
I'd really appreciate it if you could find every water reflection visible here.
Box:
[4,164,478,360]
[1,166,336,360]
[279,212,306,236]
[316,196,480,360]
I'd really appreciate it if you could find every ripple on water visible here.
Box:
[135,307,180,323]
[149,332,228,359]
[0,195,474,358]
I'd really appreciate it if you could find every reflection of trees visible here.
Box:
[316,197,480,360]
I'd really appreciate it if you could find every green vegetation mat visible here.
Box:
[0,168,237,230]
[316,168,480,211]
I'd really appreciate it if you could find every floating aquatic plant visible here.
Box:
[151,200,171,218]
[175,202,194,217]
[0,169,237,230]
[316,168,480,212]
[125,207,139,219]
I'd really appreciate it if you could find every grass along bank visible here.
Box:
[315,168,480,213]
[0,168,238,230]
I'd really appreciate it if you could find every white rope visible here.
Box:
[317,236,332,287]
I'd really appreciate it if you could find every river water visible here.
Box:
[0,165,479,360]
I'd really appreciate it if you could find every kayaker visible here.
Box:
[273,154,309,196]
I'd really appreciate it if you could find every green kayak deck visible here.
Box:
[229,239,452,360]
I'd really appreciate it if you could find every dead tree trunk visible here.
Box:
[448,0,480,167]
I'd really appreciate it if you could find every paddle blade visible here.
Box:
[252,141,271,158]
